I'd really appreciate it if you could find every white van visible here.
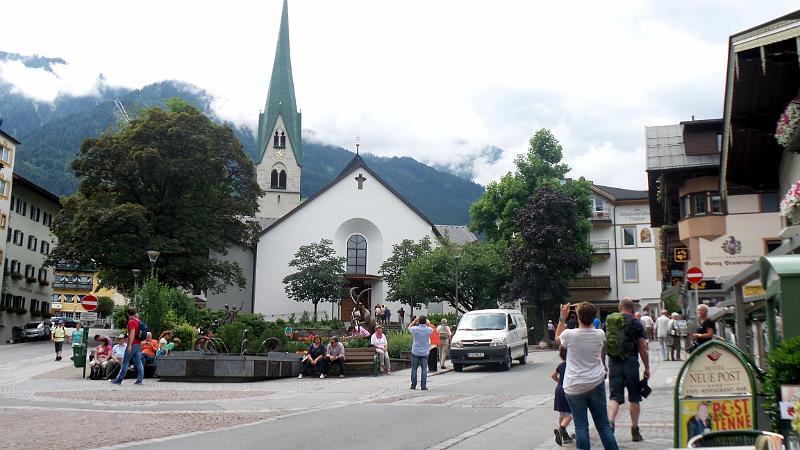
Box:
[449,309,528,372]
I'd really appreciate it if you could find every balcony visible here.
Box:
[52,282,94,291]
[591,240,610,256]
[567,275,612,290]
[591,209,612,224]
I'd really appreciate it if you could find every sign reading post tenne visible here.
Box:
[81,295,98,312]
[674,340,759,447]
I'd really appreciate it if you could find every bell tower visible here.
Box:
[256,0,302,218]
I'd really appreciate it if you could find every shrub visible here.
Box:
[172,323,197,351]
[285,340,310,353]
[169,291,199,325]
[133,277,171,335]
[426,312,458,327]
[387,331,412,359]
[300,310,311,325]
[764,336,800,431]
[196,308,225,332]
[113,306,128,329]
[343,337,369,348]
[97,296,115,318]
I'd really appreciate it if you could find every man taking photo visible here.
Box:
[606,297,650,442]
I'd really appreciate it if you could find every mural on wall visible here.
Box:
[640,228,652,244]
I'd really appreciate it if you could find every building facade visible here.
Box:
[646,119,781,314]
[567,184,661,318]
[1,174,60,343]
[50,262,120,319]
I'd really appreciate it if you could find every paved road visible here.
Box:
[0,340,678,450]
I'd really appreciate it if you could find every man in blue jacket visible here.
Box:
[409,315,433,390]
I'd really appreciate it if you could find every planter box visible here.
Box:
[155,351,303,382]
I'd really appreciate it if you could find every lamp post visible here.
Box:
[454,254,461,322]
[132,269,141,307]
[146,250,160,277]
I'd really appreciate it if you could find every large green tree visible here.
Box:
[283,239,346,320]
[47,99,262,293]
[378,237,433,315]
[508,184,592,328]
[469,129,591,244]
[403,240,510,314]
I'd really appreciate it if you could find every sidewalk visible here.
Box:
[536,355,681,450]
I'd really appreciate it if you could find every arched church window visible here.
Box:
[273,131,279,147]
[270,169,279,189]
[280,131,286,148]
[279,170,287,189]
[346,234,367,274]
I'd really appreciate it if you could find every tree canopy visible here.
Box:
[378,237,433,313]
[47,98,262,293]
[469,129,591,244]
[508,184,592,315]
[282,239,346,320]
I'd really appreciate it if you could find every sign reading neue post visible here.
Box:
[674,340,759,447]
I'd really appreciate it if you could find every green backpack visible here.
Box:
[605,312,636,358]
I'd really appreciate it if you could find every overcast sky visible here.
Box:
[1,1,797,189]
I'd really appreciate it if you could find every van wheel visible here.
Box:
[454,364,463,372]
[501,350,512,371]
[518,345,528,365]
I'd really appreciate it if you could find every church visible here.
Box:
[207,0,475,319]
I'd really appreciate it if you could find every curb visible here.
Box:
[430,367,454,377]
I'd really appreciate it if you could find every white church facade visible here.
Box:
[207,0,471,318]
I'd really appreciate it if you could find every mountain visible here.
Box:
[0,52,483,225]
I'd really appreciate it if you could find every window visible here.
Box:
[346,234,367,274]
[766,239,782,254]
[762,192,780,213]
[30,299,39,313]
[0,144,11,163]
[13,230,24,246]
[42,212,52,227]
[593,196,605,212]
[6,227,11,243]
[30,206,40,222]
[0,294,11,308]
[693,194,707,214]
[10,259,20,274]
[51,294,60,303]
[3,257,7,275]
[681,196,691,219]
[41,302,50,316]
[27,235,38,251]
[0,178,7,197]
[24,264,35,279]
[38,268,48,282]
[40,241,50,255]
[0,213,6,229]
[15,200,26,216]
[710,194,722,214]
[622,260,639,283]
[278,170,287,189]
[622,226,636,246]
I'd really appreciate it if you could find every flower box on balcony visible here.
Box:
[14,308,27,315]
[25,277,36,284]
[10,273,22,280]
[38,280,50,287]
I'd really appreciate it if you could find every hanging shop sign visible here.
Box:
[674,340,759,448]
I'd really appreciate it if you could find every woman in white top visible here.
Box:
[370,325,390,375]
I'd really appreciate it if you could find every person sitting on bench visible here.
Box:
[323,336,346,378]
[371,325,391,375]
[298,336,326,379]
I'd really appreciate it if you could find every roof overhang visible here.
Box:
[720,10,800,198]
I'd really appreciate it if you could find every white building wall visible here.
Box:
[256,115,302,218]
[255,166,439,319]
[584,199,661,310]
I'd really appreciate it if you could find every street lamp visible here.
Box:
[454,254,461,322]
[147,250,160,277]
[132,269,141,306]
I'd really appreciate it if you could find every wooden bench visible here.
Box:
[326,347,380,376]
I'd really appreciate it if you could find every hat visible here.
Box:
[58,319,65,324]
[330,335,339,342]
[117,334,126,339]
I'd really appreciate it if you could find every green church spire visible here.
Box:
[258,0,301,164]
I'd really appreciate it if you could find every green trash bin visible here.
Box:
[71,345,86,368]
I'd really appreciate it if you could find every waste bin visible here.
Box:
[71,345,86,368]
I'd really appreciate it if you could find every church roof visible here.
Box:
[260,153,442,238]
[257,0,302,165]
[434,225,478,246]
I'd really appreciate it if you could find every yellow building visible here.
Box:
[50,262,118,319]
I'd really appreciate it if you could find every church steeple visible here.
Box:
[257,0,302,165]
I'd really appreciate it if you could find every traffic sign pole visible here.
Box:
[686,267,703,319]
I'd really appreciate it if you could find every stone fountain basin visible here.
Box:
[155,351,302,382]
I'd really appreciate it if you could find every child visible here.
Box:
[551,346,574,446]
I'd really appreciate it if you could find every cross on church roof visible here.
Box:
[355,173,366,190]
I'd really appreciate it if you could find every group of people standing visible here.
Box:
[654,305,716,361]
[374,304,392,326]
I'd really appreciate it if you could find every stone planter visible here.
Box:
[156,351,303,382]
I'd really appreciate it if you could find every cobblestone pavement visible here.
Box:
[0,341,681,450]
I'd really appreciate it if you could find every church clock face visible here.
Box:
[275,148,285,159]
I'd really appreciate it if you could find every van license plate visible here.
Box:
[467,352,484,358]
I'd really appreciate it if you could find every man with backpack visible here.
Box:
[605,298,649,442]
[111,307,146,385]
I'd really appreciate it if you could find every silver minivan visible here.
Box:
[449,309,529,372]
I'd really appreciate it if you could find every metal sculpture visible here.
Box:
[255,337,284,355]
[350,287,376,334]
[221,301,244,325]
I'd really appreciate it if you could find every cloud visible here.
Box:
[1,0,797,190]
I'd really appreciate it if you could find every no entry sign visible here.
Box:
[81,295,98,312]
[686,267,703,284]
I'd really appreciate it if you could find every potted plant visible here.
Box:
[776,97,800,153]
[10,273,22,281]
[781,180,800,225]
[14,307,27,315]
[38,280,50,287]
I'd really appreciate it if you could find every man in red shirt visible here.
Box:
[111,307,144,385]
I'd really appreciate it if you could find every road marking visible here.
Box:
[426,408,527,450]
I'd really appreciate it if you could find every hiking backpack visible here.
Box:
[605,312,636,358]
[135,318,149,342]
